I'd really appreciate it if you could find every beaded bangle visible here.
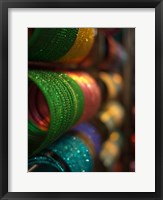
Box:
[28,28,79,61]
[59,28,95,63]
[28,70,84,156]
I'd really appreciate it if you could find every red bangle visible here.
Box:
[67,72,101,123]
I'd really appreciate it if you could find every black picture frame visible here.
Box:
[0,0,162,199]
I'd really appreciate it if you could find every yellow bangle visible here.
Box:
[99,72,117,99]
[59,28,95,63]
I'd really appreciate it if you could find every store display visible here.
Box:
[28,28,135,172]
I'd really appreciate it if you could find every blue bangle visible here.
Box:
[48,134,93,172]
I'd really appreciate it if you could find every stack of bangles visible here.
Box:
[28,28,95,63]
[28,122,104,172]
[28,70,101,156]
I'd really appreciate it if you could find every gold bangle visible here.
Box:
[99,72,117,99]
[59,28,95,63]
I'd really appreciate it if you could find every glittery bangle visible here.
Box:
[47,134,93,172]
[67,72,101,123]
[28,70,84,156]
[59,28,95,63]
[28,28,79,61]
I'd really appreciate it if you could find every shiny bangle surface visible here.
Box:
[59,28,95,63]
[67,72,101,123]
[28,70,84,156]
[48,134,93,172]
[28,28,79,61]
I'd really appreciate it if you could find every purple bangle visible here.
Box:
[73,123,102,154]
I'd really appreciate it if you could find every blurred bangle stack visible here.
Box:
[28,28,135,172]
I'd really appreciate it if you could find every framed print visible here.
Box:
[0,0,163,199]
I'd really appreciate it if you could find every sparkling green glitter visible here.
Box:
[28,70,84,156]
[28,28,79,61]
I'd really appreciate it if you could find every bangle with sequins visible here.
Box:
[67,72,101,123]
[28,28,79,61]
[28,133,93,172]
[28,70,84,156]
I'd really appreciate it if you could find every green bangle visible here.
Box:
[28,28,79,62]
[28,70,84,156]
